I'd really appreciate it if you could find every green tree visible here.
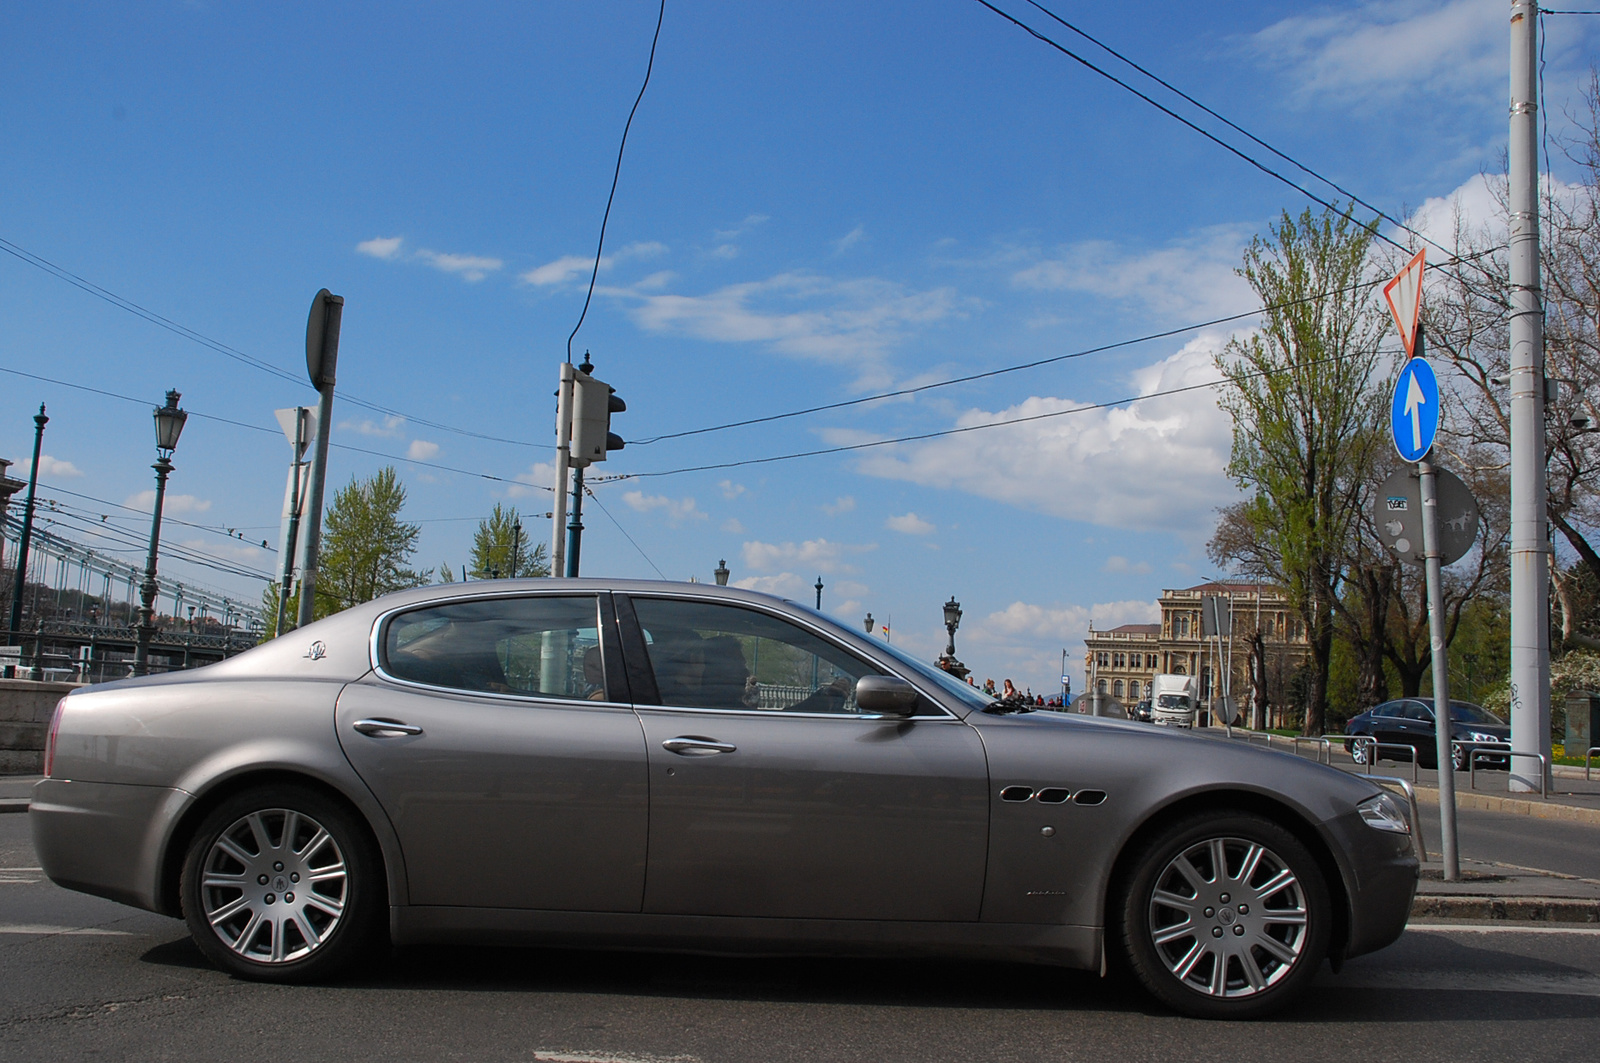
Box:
[1210,206,1388,736]
[314,467,429,617]
[469,503,548,579]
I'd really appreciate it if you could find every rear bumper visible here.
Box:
[30,778,190,913]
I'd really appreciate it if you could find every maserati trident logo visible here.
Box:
[304,640,327,661]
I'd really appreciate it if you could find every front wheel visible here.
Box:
[1450,742,1468,772]
[1118,812,1331,1019]
[180,785,385,982]
[1345,737,1370,765]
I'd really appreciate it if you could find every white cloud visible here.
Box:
[741,537,875,575]
[414,250,502,282]
[718,479,746,499]
[1012,225,1255,319]
[709,244,740,260]
[407,440,440,460]
[177,537,263,563]
[357,237,502,281]
[625,271,969,379]
[507,460,558,499]
[1104,555,1154,575]
[341,415,406,438]
[521,241,667,287]
[822,495,855,516]
[357,236,404,260]
[886,512,935,535]
[732,572,807,596]
[722,517,745,533]
[25,454,82,479]
[1250,1,1504,100]
[714,214,769,241]
[834,225,866,253]
[963,598,1161,692]
[125,490,210,515]
[1403,172,1580,254]
[622,490,707,525]
[850,335,1238,536]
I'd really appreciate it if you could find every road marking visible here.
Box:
[1336,970,1600,998]
[0,924,132,936]
[530,1052,700,1063]
[0,877,42,884]
[1407,923,1600,935]
[0,867,44,872]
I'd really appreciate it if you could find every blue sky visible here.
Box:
[3,1,1596,691]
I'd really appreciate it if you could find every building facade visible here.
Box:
[1085,581,1310,727]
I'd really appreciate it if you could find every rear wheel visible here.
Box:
[1118,812,1331,1019]
[180,784,385,982]
[1345,737,1370,765]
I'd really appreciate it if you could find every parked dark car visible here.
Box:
[32,580,1417,1019]
[1343,699,1510,771]
[1133,698,1153,723]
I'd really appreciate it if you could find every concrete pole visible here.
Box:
[8,405,47,646]
[1507,0,1551,793]
[550,363,574,577]
[1419,453,1461,879]
[296,298,342,629]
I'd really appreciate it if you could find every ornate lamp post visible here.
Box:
[133,391,187,676]
[937,595,970,680]
[714,559,729,587]
[863,612,874,634]
[814,576,824,610]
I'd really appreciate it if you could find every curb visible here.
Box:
[1411,894,1600,923]
[0,799,28,815]
[1411,785,1600,827]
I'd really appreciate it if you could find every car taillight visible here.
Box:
[43,697,66,779]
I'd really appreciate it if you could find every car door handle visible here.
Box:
[353,718,424,737]
[662,736,737,756]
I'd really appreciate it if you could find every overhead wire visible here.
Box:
[0,237,546,449]
[582,486,668,579]
[566,0,666,363]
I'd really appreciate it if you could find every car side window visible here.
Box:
[1401,701,1433,722]
[631,598,878,714]
[382,595,605,701]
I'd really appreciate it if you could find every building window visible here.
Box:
[1097,679,1107,693]
[1113,652,1125,669]
[1146,653,1158,669]
[1113,680,1124,698]
[1097,651,1110,667]
[1176,615,1190,638]
[1129,680,1140,699]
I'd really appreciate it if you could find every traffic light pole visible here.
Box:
[8,405,47,647]
[550,363,575,577]
[565,466,585,578]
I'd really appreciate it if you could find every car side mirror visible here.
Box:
[855,675,919,717]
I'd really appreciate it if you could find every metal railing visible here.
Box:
[1343,735,1422,783]
[1586,747,1600,782]
[1469,747,1548,799]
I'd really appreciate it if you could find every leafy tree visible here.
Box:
[469,503,548,579]
[1209,205,1388,736]
[314,467,429,618]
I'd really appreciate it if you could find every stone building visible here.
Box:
[1085,581,1310,727]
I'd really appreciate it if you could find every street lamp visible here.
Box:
[942,596,962,656]
[714,559,729,587]
[814,576,824,610]
[133,390,187,677]
[863,612,874,634]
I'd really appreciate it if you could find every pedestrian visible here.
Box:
[983,678,996,696]
[1002,679,1017,699]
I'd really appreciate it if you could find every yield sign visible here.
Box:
[1383,248,1427,356]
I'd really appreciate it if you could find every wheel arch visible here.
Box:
[1102,788,1353,971]
[158,769,399,919]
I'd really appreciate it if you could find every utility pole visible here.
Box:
[7,405,47,647]
[510,519,522,579]
[565,466,585,578]
[551,362,574,577]
[297,290,342,629]
[1507,0,1551,793]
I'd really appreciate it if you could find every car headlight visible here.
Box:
[1467,731,1500,744]
[1357,792,1411,834]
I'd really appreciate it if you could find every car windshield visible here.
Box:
[1156,694,1189,708]
[872,638,996,712]
[1449,702,1504,725]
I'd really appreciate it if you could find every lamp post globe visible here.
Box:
[133,391,186,676]
[714,559,730,587]
[937,596,970,680]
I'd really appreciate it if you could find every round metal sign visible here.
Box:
[1390,357,1441,462]
[1374,468,1480,567]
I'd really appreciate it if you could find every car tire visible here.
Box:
[1450,743,1468,773]
[180,784,386,982]
[1117,811,1331,1020]
[1345,738,1369,765]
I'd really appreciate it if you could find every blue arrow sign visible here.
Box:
[1391,357,1440,462]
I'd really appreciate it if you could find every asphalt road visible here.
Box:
[2,815,1599,1062]
[1437,804,1600,879]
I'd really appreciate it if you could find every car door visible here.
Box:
[1367,701,1406,753]
[619,594,990,922]
[1399,700,1438,758]
[336,591,649,911]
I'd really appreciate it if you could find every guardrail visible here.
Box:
[1355,774,1427,862]
[1586,747,1600,782]
[1469,747,1547,799]
[1342,735,1422,783]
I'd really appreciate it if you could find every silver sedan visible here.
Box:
[31,580,1417,1019]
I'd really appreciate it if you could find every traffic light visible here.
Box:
[569,367,625,466]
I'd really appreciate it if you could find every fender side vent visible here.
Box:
[1073,789,1108,806]
[1000,785,1034,802]
[1035,787,1072,804]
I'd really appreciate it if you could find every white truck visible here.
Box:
[1149,673,1197,728]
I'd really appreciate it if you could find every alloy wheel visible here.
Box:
[198,808,348,964]
[1145,836,1310,998]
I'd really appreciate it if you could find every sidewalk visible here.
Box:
[0,773,39,813]
[1411,855,1600,922]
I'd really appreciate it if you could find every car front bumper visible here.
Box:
[1323,807,1419,961]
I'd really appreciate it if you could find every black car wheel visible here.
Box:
[180,784,386,982]
[1451,742,1468,773]
[1345,737,1370,765]
[1119,811,1331,1019]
